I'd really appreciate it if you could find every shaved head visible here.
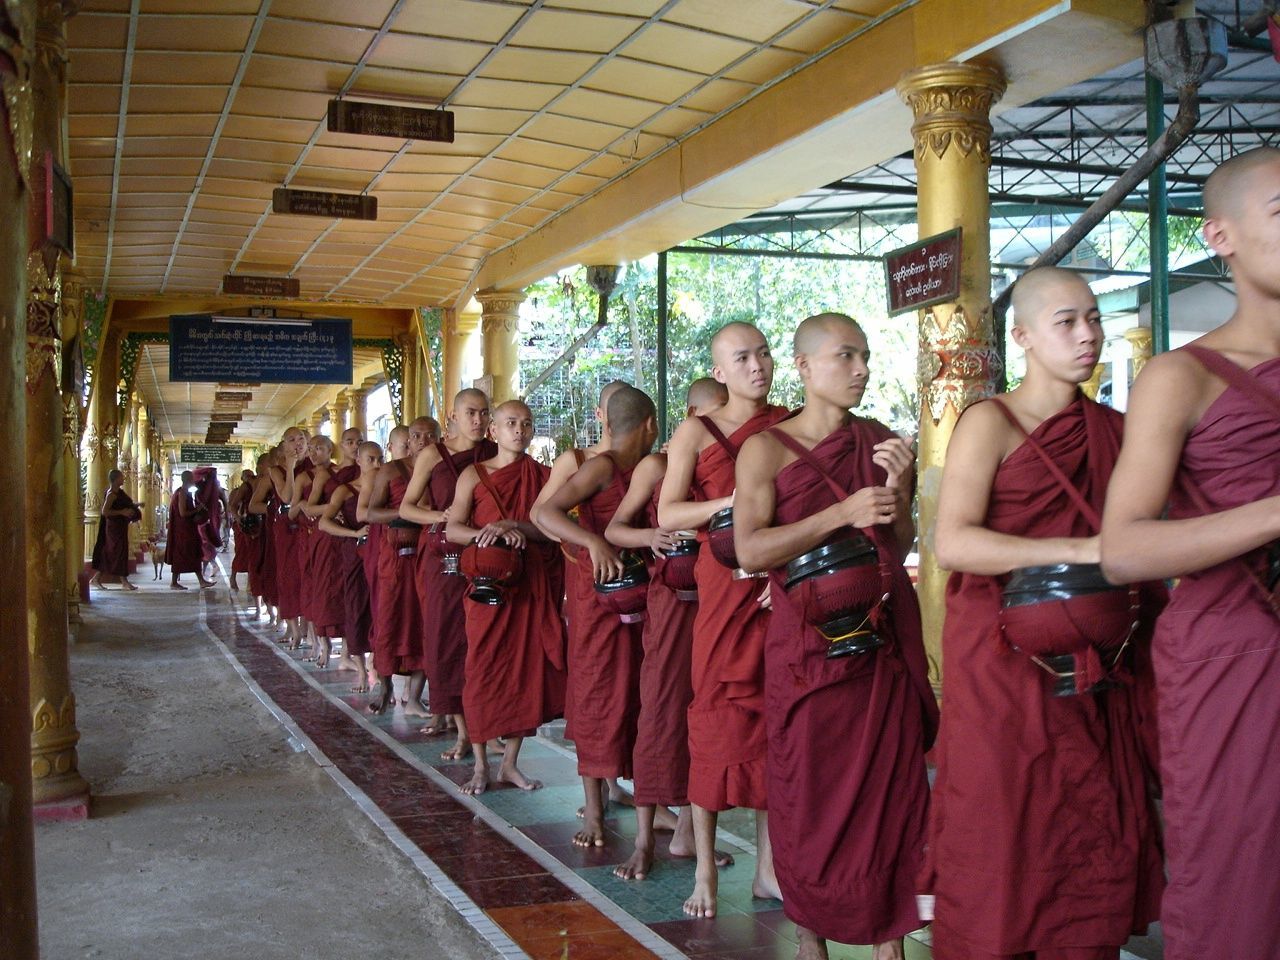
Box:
[357,441,382,458]
[1011,267,1094,328]
[109,469,124,484]
[282,427,303,442]
[686,377,727,410]
[493,399,532,420]
[410,416,440,437]
[710,321,766,363]
[387,425,409,445]
[454,387,488,410]
[598,379,629,409]
[1204,146,1280,221]
[312,436,334,456]
[341,427,362,442]
[793,312,863,355]
[606,385,656,437]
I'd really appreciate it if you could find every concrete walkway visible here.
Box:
[35,572,499,960]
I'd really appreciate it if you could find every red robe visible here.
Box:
[249,486,279,605]
[296,466,321,621]
[687,405,789,811]
[566,455,643,779]
[560,448,590,744]
[421,440,495,716]
[632,484,696,807]
[193,468,223,563]
[230,484,256,574]
[1154,352,1280,960]
[164,488,204,573]
[272,459,312,619]
[362,522,382,647]
[311,464,358,637]
[926,396,1164,958]
[766,420,937,945]
[336,484,371,657]
[92,489,138,577]
[462,455,566,743]
[372,462,425,676]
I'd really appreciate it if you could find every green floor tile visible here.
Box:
[474,783,584,825]
[573,861,749,924]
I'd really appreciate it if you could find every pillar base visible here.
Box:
[33,792,90,824]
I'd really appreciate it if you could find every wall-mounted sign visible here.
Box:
[169,315,354,385]
[180,444,243,464]
[883,228,962,316]
[223,274,300,298]
[42,152,73,256]
[215,391,253,402]
[272,187,377,221]
[327,99,454,142]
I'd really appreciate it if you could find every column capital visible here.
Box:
[896,62,1006,165]
[1123,326,1153,380]
[476,288,525,333]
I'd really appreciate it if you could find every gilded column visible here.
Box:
[897,62,1006,687]
[1123,326,1153,382]
[84,327,118,561]
[330,391,348,445]
[476,289,524,405]
[0,0,38,951]
[134,402,151,541]
[308,408,324,439]
[61,271,85,623]
[349,385,369,437]
[398,331,420,421]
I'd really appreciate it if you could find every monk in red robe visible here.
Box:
[193,467,224,577]
[247,451,280,622]
[300,436,350,668]
[929,269,1164,960]
[606,378,728,880]
[91,469,140,590]
[1102,148,1280,960]
[165,470,214,589]
[658,322,788,917]
[400,388,495,757]
[446,400,567,795]
[264,428,308,644]
[321,440,381,693]
[538,386,659,847]
[365,420,439,715]
[736,314,937,960]
[227,469,256,594]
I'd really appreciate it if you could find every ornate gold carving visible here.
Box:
[61,390,78,455]
[31,694,79,782]
[0,0,34,184]
[26,251,61,392]
[897,62,1006,166]
[918,306,999,424]
[1124,327,1153,381]
[476,288,526,333]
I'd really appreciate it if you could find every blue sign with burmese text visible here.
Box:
[169,315,353,384]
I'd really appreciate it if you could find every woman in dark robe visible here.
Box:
[91,469,140,590]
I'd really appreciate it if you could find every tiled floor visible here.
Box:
[202,590,937,960]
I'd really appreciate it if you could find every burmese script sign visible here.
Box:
[180,444,242,464]
[883,228,962,316]
[223,274,301,298]
[168,315,354,385]
[327,99,455,142]
[272,187,377,221]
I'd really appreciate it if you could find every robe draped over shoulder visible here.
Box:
[372,463,425,676]
[164,489,204,573]
[93,489,138,577]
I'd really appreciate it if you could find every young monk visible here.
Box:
[265,428,308,644]
[314,429,363,671]
[227,469,256,594]
[658,321,789,917]
[365,421,439,715]
[1101,147,1280,960]
[358,430,412,693]
[90,469,140,590]
[735,313,936,960]
[294,435,334,659]
[929,268,1164,960]
[446,400,567,795]
[537,386,659,847]
[166,470,214,590]
[320,440,382,693]
[607,378,729,880]
[400,388,495,758]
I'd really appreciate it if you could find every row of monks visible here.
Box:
[196,147,1274,960]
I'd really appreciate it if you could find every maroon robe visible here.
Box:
[766,420,937,945]
[1154,351,1280,960]
[336,483,371,657]
[566,454,644,779]
[164,488,204,573]
[296,465,322,622]
[560,448,590,744]
[311,464,358,637]
[371,462,424,676]
[421,440,495,716]
[230,484,256,575]
[193,467,223,563]
[632,483,696,807]
[362,522,382,647]
[926,396,1164,958]
[688,405,789,811]
[92,489,138,577]
[462,455,566,742]
[272,459,312,619]
[249,486,279,605]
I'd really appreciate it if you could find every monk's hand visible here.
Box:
[650,529,680,556]
[842,486,898,528]
[757,581,772,609]
[501,527,526,549]
[872,434,916,489]
[354,524,370,538]
[588,538,625,584]
[476,521,510,547]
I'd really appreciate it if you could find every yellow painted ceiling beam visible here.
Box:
[474,0,1143,299]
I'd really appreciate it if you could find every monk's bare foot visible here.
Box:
[577,779,612,819]
[668,840,733,867]
[367,680,393,715]
[573,818,606,847]
[608,780,632,807]
[350,675,369,693]
[337,653,358,672]
[614,839,654,880]
[440,737,470,761]
[315,639,331,669]
[421,715,448,735]
[91,578,104,590]
[682,873,718,918]
[461,765,490,796]
[198,578,215,588]
[796,928,829,960]
[497,763,541,791]
[121,581,138,591]
[870,939,904,960]
[752,872,783,901]
[403,700,432,720]
[654,805,679,832]
[169,583,188,591]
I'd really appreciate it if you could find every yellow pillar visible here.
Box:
[398,331,420,421]
[349,385,369,436]
[1081,362,1107,400]
[84,328,119,562]
[897,62,1006,687]
[0,0,38,949]
[476,289,524,405]
[61,273,85,624]
[1123,326,1153,382]
[135,403,151,540]
[443,305,482,402]
[307,408,324,440]
[330,391,348,445]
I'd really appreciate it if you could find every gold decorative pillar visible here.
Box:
[61,272,85,623]
[398,331,420,421]
[134,402,151,540]
[443,305,481,403]
[84,327,118,562]
[0,0,37,951]
[26,0,86,815]
[1123,326,1153,382]
[476,289,524,405]
[330,391,348,445]
[897,62,1006,687]
[349,385,369,436]
[307,408,324,439]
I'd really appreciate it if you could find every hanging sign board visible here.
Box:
[41,152,74,256]
[272,187,377,221]
[327,99,455,142]
[223,274,300,298]
[883,228,962,316]
[169,315,354,385]
[180,444,243,464]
